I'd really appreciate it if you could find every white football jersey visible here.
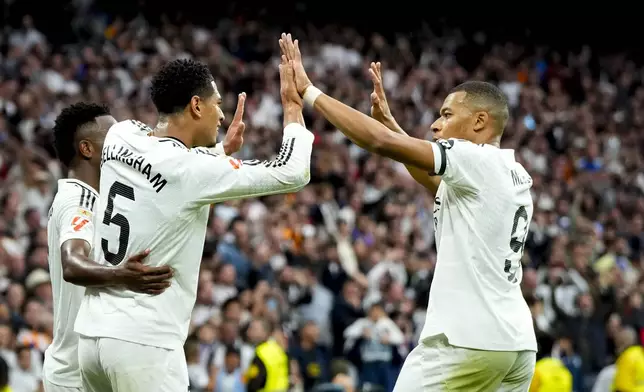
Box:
[420,138,537,352]
[74,120,314,349]
[44,179,97,387]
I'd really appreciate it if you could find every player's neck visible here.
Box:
[485,130,502,148]
[154,116,194,148]
[480,134,501,148]
[68,162,99,192]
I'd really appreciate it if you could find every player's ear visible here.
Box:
[473,111,488,132]
[190,96,202,119]
[78,140,93,161]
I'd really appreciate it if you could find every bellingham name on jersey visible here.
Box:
[74,120,314,351]
[101,144,168,193]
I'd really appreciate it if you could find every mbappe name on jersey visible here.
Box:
[101,144,168,193]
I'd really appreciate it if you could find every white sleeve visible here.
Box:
[429,138,488,191]
[186,123,314,206]
[56,198,96,247]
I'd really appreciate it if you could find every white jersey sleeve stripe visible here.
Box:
[69,181,98,210]
[431,142,447,176]
[187,123,313,206]
[74,119,314,350]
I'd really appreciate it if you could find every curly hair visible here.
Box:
[150,59,215,115]
[53,102,111,167]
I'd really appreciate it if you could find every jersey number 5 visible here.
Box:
[101,181,135,266]
[504,206,529,283]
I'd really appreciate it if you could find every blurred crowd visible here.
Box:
[0,3,643,392]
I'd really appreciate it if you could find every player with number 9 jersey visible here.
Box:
[279,35,537,391]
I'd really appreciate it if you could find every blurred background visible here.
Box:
[0,1,643,391]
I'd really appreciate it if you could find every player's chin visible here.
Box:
[205,129,219,146]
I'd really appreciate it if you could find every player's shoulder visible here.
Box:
[445,138,520,164]
[52,179,98,216]
[436,138,492,152]
[109,119,153,136]
[105,120,154,147]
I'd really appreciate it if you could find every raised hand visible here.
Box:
[278,52,305,127]
[223,93,246,155]
[279,54,303,109]
[369,62,394,124]
[279,33,312,95]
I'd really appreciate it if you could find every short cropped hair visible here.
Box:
[53,102,111,167]
[450,81,509,133]
[150,59,215,115]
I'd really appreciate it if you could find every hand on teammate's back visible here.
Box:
[115,249,173,295]
[368,62,394,124]
[222,92,246,155]
[279,33,312,95]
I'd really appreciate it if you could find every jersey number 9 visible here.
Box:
[503,206,529,283]
[101,181,135,265]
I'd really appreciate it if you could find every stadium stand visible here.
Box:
[0,2,643,391]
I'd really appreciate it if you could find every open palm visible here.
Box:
[223,93,246,155]
[369,62,394,124]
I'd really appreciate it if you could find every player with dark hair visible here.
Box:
[74,55,313,392]
[45,103,174,392]
[52,103,112,168]
[148,58,244,150]
[280,34,536,391]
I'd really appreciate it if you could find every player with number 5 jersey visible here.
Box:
[74,56,313,392]
[279,33,536,391]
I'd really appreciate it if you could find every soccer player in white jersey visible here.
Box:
[280,34,537,391]
[74,56,314,392]
[44,103,175,392]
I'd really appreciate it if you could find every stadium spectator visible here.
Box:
[1,3,644,392]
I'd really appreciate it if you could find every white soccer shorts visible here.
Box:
[392,334,535,392]
[77,335,189,392]
[42,380,82,392]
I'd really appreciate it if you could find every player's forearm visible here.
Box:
[383,117,407,136]
[378,117,435,188]
[61,240,122,287]
[203,124,313,204]
[62,253,120,287]
[252,123,312,193]
[283,105,305,127]
[407,168,441,194]
[311,92,396,153]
